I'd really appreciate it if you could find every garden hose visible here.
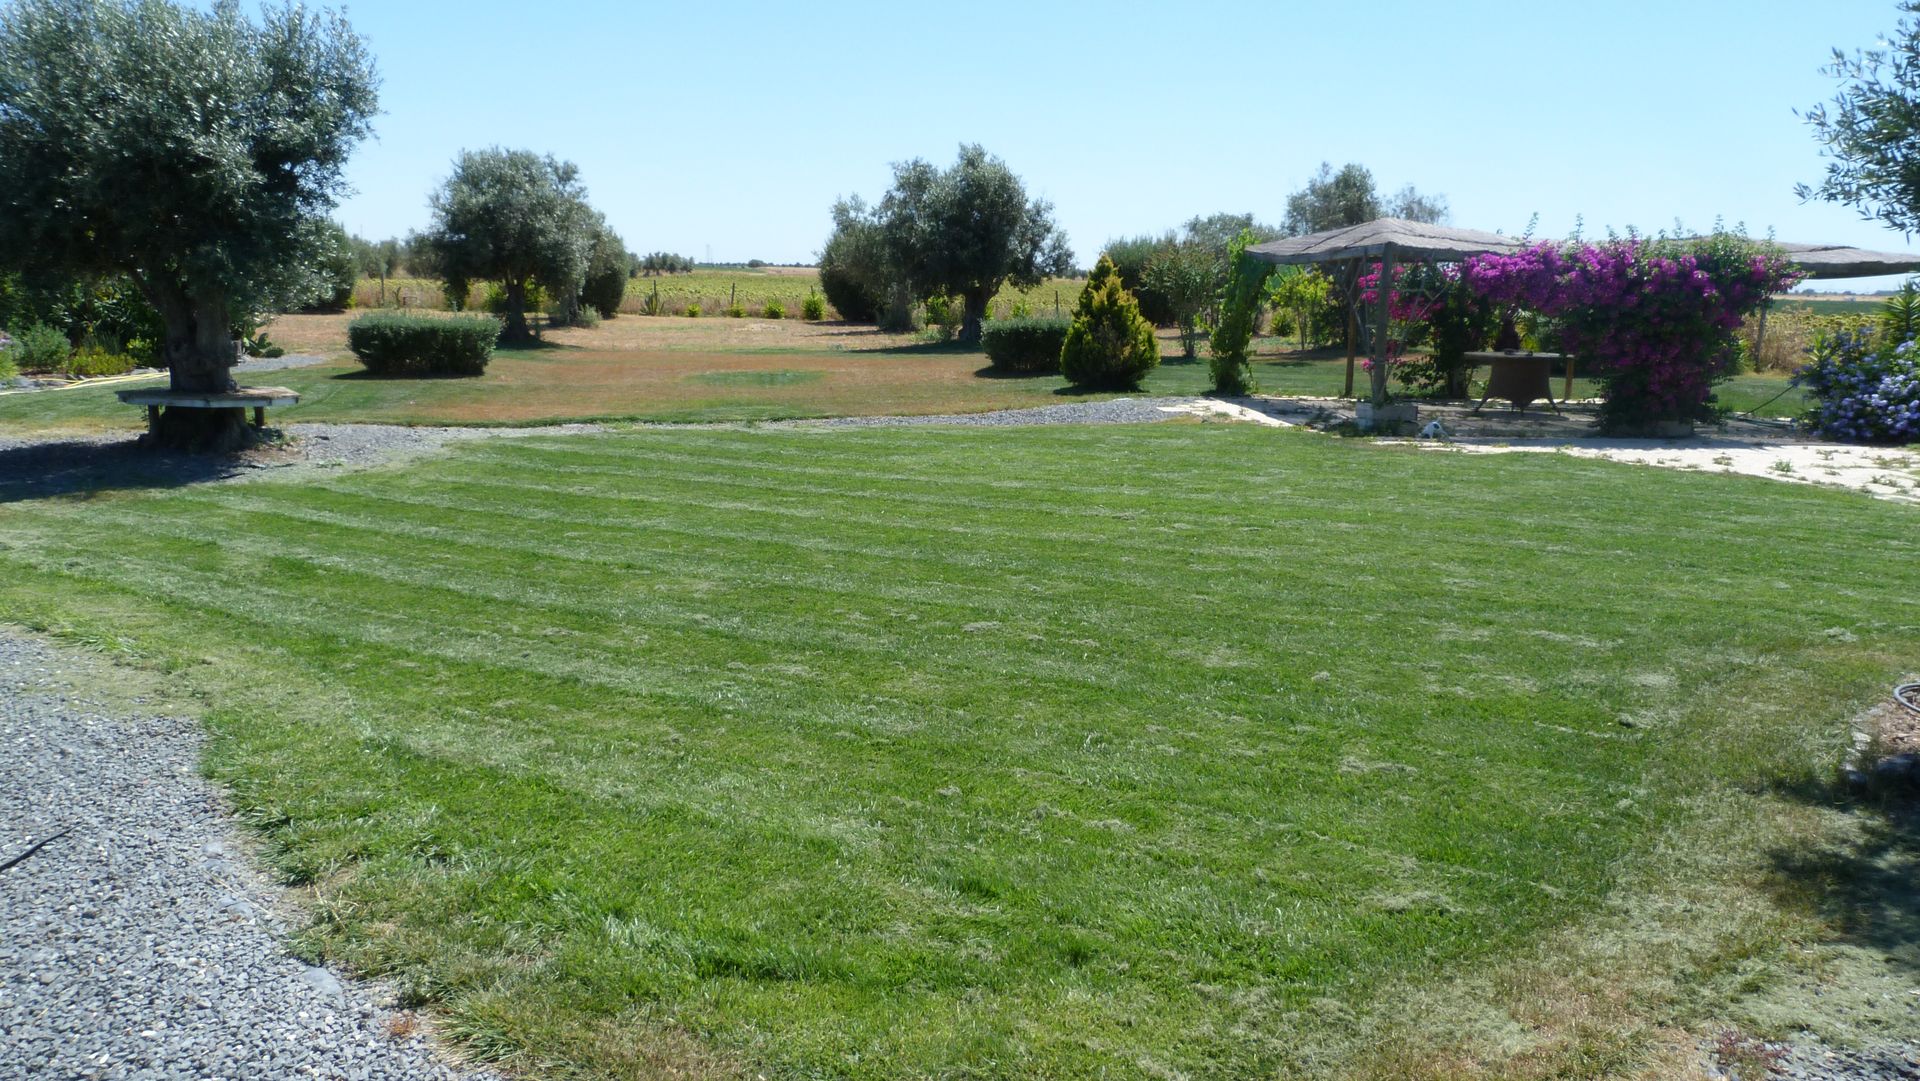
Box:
[1897,682,1920,717]
[1736,382,1800,420]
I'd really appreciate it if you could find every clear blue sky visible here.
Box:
[328,0,1918,290]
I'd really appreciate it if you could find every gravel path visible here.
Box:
[0,627,495,1080]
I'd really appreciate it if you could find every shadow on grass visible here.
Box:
[0,436,270,504]
[328,369,487,382]
[860,339,982,357]
[1763,771,1919,981]
[971,365,1058,381]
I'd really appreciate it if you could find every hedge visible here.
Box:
[347,312,501,376]
[980,317,1069,373]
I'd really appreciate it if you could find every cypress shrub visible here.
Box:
[347,312,501,376]
[1060,256,1159,389]
[981,318,1070,373]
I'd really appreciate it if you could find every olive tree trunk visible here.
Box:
[501,279,532,342]
[959,287,992,345]
[144,278,252,452]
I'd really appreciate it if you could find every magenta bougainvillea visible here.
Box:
[1461,235,1800,428]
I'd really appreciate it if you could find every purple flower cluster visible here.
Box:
[1796,329,1920,444]
[1462,238,1799,426]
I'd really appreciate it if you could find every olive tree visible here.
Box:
[877,144,1073,343]
[419,149,595,342]
[0,0,377,449]
[1799,1,1920,231]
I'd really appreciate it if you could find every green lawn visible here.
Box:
[1,425,1912,1078]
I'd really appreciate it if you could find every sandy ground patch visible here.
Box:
[1407,435,1920,504]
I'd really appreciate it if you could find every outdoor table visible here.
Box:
[1466,351,1565,413]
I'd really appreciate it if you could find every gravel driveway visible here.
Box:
[0,627,494,1080]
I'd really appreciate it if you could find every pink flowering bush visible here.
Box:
[1463,234,1799,429]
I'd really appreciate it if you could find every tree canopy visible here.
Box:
[419,148,596,341]
[833,145,1082,341]
[1798,1,1920,232]
[0,0,377,446]
[1283,162,1449,235]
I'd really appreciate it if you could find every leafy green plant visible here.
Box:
[726,303,747,319]
[763,300,787,320]
[1880,280,1920,343]
[683,303,701,318]
[802,292,826,321]
[1009,298,1033,320]
[5,321,69,372]
[0,345,14,382]
[346,313,501,376]
[1061,256,1159,389]
[1206,231,1273,394]
[64,347,135,378]
[980,317,1069,373]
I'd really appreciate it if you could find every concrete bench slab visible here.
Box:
[116,386,300,433]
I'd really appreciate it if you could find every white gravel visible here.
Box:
[0,628,496,1081]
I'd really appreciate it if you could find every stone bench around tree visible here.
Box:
[115,386,300,436]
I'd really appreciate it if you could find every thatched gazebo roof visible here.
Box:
[1245,218,1527,266]
[1773,241,1920,280]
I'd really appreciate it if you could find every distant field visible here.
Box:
[1771,294,1885,316]
[351,270,1087,322]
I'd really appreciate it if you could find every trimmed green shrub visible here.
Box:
[802,292,826,321]
[684,303,701,318]
[65,347,135,378]
[819,263,880,322]
[763,300,786,320]
[981,318,1069,373]
[347,313,501,376]
[1060,256,1159,389]
[5,321,69,372]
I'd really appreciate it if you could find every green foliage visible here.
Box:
[64,346,135,378]
[684,303,701,318]
[1799,3,1920,232]
[1397,269,1495,398]
[420,149,596,342]
[0,0,377,382]
[1268,268,1333,353]
[1101,234,1177,325]
[1285,162,1383,235]
[725,303,747,319]
[925,293,957,328]
[870,144,1074,342]
[581,223,630,319]
[980,317,1069,373]
[309,222,358,310]
[763,300,787,320]
[1880,280,1920,343]
[346,313,501,377]
[1009,298,1033,319]
[4,321,69,371]
[485,282,549,318]
[1143,242,1218,359]
[801,292,826,321]
[1060,256,1159,389]
[0,344,14,382]
[637,252,695,275]
[1207,233,1273,394]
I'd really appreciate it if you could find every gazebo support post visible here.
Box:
[1752,297,1772,372]
[1371,244,1396,405]
[1343,299,1357,398]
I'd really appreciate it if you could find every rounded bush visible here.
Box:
[819,263,880,322]
[802,293,826,321]
[4,321,70,372]
[347,312,501,376]
[763,300,786,320]
[981,318,1069,373]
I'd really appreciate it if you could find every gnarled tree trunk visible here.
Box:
[140,275,251,452]
[959,287,992,345]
